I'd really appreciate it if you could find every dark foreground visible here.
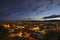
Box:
[0,20,60,40]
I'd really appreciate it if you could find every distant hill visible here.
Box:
[43,15,60,19]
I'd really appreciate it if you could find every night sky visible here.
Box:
[0,0,60,20]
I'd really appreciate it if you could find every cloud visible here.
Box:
[0,0,60,20]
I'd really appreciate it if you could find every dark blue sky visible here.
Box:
[0,0,60,20]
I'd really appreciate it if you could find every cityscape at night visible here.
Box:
[0,20,60,40]
[0,0,60,40]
